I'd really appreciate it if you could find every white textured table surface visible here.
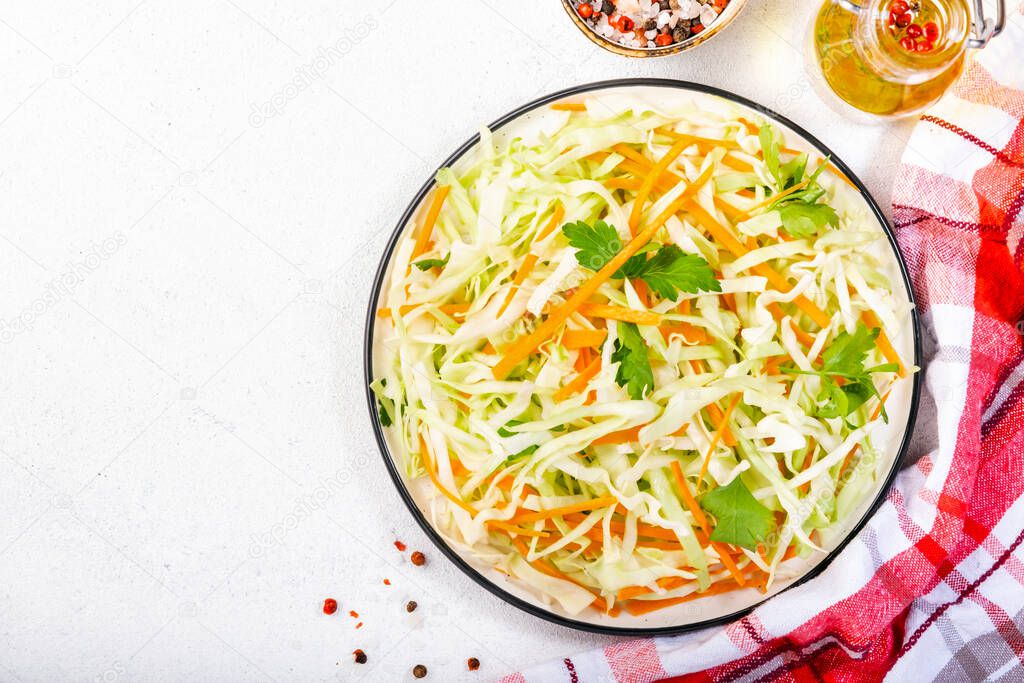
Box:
[0,1,921,681]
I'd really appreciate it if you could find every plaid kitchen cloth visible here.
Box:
[502,7,1024,682]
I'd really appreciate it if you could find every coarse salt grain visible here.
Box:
[680,0,702,19]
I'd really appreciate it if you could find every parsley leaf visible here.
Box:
[814,378,849,420]
[376,378,394,427]
[783,324,898,423]
[776,202,839,238]
[822,324,878,376]
[613,243,658,279]
[413,253,450,271]
[757,125,838,239]
[377,398,393,427]
[628,245,722,300]
[562,220,623,272]
[611,322,654,400]
[562,221,720,300]
[699,476,775,550]
[779,153,808,188]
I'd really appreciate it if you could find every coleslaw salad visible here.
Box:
[369,86,917,622]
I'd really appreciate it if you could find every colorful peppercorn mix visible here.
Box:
[572,0,729,49]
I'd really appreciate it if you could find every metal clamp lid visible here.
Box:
[967,0,1005,48]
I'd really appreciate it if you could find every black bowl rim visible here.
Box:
[362,78,922,636]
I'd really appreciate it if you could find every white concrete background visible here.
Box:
[0,1,925,681]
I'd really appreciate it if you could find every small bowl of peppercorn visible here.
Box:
[561,0,746,56]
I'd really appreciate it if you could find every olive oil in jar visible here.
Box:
[810,0,971,118]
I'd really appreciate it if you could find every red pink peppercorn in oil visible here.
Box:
[811,0,970,117]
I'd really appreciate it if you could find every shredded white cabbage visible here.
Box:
[372,94,914,620]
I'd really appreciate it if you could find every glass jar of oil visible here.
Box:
[808,0,1004,119]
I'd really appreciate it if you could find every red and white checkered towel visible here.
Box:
[502,7,1024,681]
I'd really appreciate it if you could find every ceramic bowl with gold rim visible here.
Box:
[559,0,748,56]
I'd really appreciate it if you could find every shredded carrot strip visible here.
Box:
[539,525,675,553]
[615,148,833,331]
[553,356,602,402]
[738,117,759,135]
[606,177,643,191]
[577,303,661,325]
[861,310,905,377]
[617,159,674,195]
[670,461,746,587]
[492,164,713,380]
[684,201,832,329]
[562,513,704,545]
[705,401,737,447]
[511,495,619,526]
[536,203,566,242]
[697,394,742,486]
[574,346,591,372]
[618,557,769,604]
[798,439,817,494]
[723,292,740,314]
[657,129,742,150]
[766,304,816,347]
[550,102,586,112]
[667,462,708,536]
[496,254,538,317]
[670,461,707,532]
[712,545,746,588]
[660,323,706,344]
[486,520,549,538]
[617,576,692,601]
[411,186,450,261]
[660,299,707,345]
[495,205,565,317]
[592,425,642,445]
[720,154,755,173]
[633,278,651,308]
[630,138,691,235]
[450,458,470,477]
[713,196,746,222]
[825,161,859,190]
[511,538,618,615]
[537,525,681,553]
[562,328,607,349]
[377,303,469,319]
[634,521,693,543]
[419,437,476,515]
[621,578,747,616]
[591,421,688,447]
